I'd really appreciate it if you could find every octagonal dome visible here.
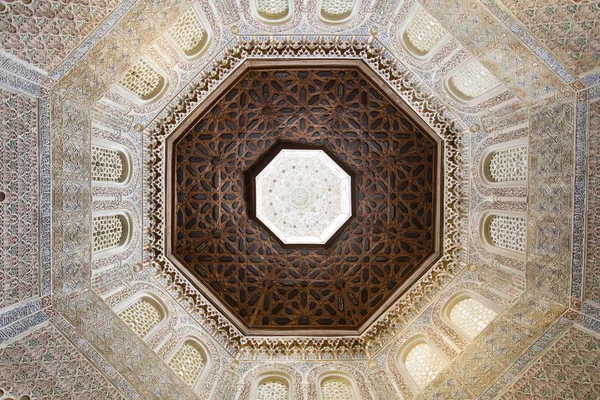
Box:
[166,59,443,335]
[253,147,354,246]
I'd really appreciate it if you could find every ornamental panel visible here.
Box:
[166,60,443,334]
[256,380,289,400]
[448,298,497,339]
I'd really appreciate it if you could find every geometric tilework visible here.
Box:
[0,89,39,309]
[501,328,600,399]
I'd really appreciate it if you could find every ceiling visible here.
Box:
[167,61,442,334]
[0,0,598,398]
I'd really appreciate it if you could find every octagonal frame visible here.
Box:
[164,59,444,336]
[247,142,357,249]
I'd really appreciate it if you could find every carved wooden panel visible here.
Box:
[168,63,442,333]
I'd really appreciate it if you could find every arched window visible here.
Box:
[167,6,211,59]
[252,0,293,24]
[446,60,500,102]
[118,296,165,338]
[92,212,131,256]
[398,337,448,393]
[118,59,166,102]
[321,377,355,400]
[487,215,526,253]
[444,294,498,340]
[485,145,528,184]
[318,0,358,24]
[255,378,289,400]
[402,7,447,58]
[168,340,206,387]
[91,144,130,185]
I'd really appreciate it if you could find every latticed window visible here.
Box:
[448,298,497,339]
[320,0,356,21]
[404,342,447,389]
[488,146,528,183]
[168,341,205,386]
[168,7,207,56]
[256,379,289,400]
[321,378,355,400]
[449,61,500,99]
[404,8,447,56]
[488,215,526,253]
[91,145,126,183]
[118,298,163,337]
[92,215,126,253]
[118,59,164,100]
[255,0,289,18]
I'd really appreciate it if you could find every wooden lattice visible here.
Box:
[170,66,440,332]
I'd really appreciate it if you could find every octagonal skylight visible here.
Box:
[254,149,352,245]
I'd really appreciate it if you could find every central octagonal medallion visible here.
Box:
[166,60,443,335]
[252,147,354,246]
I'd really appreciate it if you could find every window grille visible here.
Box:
[449,61,500,99]
[488,146,527,183]
[404,342,447,389]
[256,379,289,400]
[118,59,164,100]
[118,298,162,337]
[168,341,205,386]
[320,0,356,20]
[256,0,289,17]
[321,378,355,400]
[92,215,126,253]
[91,145,126,183]
[404,8,446,55]
[168,7,207,56]
[488,215,526,253]
[448,298,497,339]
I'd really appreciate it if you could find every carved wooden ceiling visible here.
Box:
[166,60,443,335]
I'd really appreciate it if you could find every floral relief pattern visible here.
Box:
[499,0,600,76]
[0,89,39,309]
[0,323,124,399]
[501,327,600,399]
[0,0,124,72]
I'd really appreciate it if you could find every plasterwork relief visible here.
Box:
[238,364,303,399]
[0,0,124,72]
[145,37,467,355]
[585,99,600,304]
[0,322,125,399]
[500,326,600,398]
[2,0,582,396]
[498,0,600,77]
[528,102,574,302]
[0,88,39,309]
[420,0,574,104]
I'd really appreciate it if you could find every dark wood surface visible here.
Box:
[168,63,442,333]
